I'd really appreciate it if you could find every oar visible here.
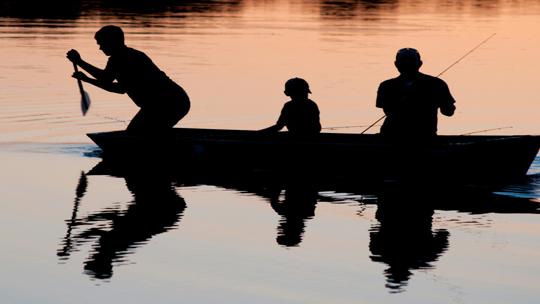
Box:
[360,33,497,134]
[72,63,91,116]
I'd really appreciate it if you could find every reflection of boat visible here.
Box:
[88,159,540,216]
[87,160,540,287]
[88,128,540,184]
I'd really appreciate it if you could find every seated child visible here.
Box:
[261,77,321,135]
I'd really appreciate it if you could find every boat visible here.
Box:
[87,128,540,185]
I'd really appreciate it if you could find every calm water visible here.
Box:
[1,0,540,303]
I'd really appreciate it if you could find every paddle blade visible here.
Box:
[81,90,91,116]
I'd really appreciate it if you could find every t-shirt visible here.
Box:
[105,47,182,109]
[376,73,455,136]
[277,99,321,135]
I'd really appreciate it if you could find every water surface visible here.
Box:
[1,1,540,303]
[1,0,539,142]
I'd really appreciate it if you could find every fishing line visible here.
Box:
[92,112,129,126]
[323,125,372,130]
[460,126,512,135]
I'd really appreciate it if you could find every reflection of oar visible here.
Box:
[58,171,88,258]
[72,63,91,116]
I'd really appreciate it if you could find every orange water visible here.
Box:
[1,0,539,143]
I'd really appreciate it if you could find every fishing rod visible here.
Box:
[460,126,512,135]
[360,33,497,135]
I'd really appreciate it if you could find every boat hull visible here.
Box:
[87,128,540,185]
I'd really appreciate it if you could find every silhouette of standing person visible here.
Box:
[376,48,456,138]
[261,78,321,136]
[66,25,190,132]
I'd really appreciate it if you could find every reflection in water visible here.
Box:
[268,183,318,247]
[173,168,322,247]
[498,173,540,200]
[365,183,540,292]
[58,168,186,279]
[319,0,399,20]
[1,0,533,21]
[0,0,243,20]
[61,159,540,290]
[186,175,320,247]
[58,171,88,259]
[369,188,449,292]
[0,0,82,19]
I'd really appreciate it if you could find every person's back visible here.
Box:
[261,77,321,136]
[105,46,181,109]
[279,98,321,135]
[376,48,455,138]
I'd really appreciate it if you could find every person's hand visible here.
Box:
[66,49,82,64]
[72,71,90,82]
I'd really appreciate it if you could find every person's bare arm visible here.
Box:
[67,49,113,82]
[260,123,284,133]
[439,81,456,116]
[72,71,126,94]
[260,107,287,133]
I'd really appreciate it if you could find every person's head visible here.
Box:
[284,77,311,99]
[94,25,125,56]
[394,48,422,76]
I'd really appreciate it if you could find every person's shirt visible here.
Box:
[104,47,179,109]
[376,72,455,137]
[276,99,321,135]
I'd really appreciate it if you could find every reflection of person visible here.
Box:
[369,189,449,292]
[269,183,318,247]
[83,174,186,279]
[58,169,187,279]
[67,25,190,132]
[261,78,321,135]
[376,48,456,137]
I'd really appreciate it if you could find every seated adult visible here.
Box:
[376,48,456,138]
[67,25,190,132]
